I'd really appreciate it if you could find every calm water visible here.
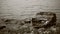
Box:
[0,0,60,22]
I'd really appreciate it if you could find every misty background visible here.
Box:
[0,0,60,23]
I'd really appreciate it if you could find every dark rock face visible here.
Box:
[32,12,56,28]
[0,12,59,34]
[32,12,58,34]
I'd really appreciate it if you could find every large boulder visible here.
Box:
[32,12,56,28]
